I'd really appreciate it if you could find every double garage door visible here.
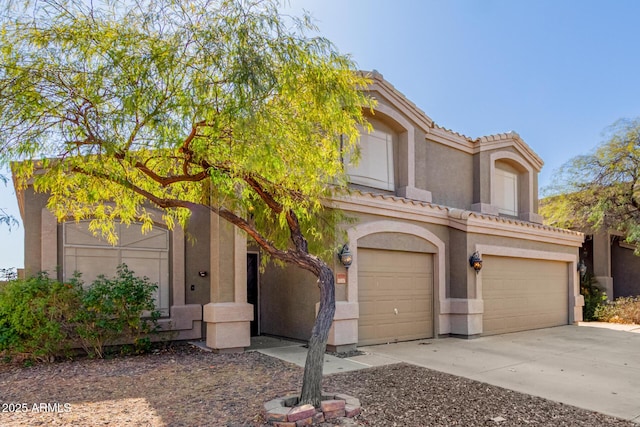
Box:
[358,248,434,346]
[482,256,569,335]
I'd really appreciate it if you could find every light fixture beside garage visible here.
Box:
[337,244,353,269]
[469,251,483,273]
[577,260,587,279]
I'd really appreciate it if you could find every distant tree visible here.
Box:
[0,174,18,231]
[542,118,640,251]
[0,0,373,406]
[0,267,17,281]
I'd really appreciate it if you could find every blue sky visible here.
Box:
[2,0,640,269]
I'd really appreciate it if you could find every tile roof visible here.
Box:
[352,190,582,237]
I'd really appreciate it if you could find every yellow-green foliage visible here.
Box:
[0,0,375,263]
[580,274,607,321]
[542,118,640,251]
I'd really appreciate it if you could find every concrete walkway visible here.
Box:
[251,336,370,375]
[256,324,640,423]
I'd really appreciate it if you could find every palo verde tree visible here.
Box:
[0,0,373,406]
[542,118,640,251]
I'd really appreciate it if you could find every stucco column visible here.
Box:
[160,224,203,341]
[470,152,499,216]
[592,231,614,300]
[40,209,58,277]
[319,235,359,352]
[203,213,253,352]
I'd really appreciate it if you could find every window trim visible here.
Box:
[490,151,534,220]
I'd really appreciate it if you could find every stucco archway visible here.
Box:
[345,220,446,342]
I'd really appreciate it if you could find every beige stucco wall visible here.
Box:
[420,139,473,210]
[20,187,50,277]
[472,151,490,206]
[448,228,468,299]
[467,233,579,257]
[185,205,211,306]
[260,260,320,341]
[210,216,237,303]
[358,232,438,253]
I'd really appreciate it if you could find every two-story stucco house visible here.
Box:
[14,71,584,352]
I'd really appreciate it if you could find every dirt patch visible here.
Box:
[0,344,634,426]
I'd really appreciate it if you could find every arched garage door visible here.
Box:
[482,256,569,335]
[358,248,433,346]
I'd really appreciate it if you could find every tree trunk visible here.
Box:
[299,262,336,407]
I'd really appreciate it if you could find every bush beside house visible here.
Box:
[581,273,607,321]
[594,297,640,325]
[0,264,160,362]
[580,272,640,325]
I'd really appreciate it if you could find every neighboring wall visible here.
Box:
[611,242,640,298]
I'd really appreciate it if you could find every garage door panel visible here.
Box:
[358,248,433,346]
[483,256,568,335]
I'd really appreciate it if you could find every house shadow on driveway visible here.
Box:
[349,324,640,423]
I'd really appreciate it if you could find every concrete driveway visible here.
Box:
[351,324,640,423]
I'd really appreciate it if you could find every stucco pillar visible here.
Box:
[40,209,58,277]
[471,152,499,215]
[203,213,253,352]
[592,231,614,300]
[321,244,359,352]
[161,224,203,341]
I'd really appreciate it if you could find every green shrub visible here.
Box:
[595,296,640,324]
[0,264,161,362]
[580,273,607,321]
[0,273,81,361]
[74,264,160,358]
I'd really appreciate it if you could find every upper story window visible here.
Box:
[494,162,519,216]
[346,127,395,191]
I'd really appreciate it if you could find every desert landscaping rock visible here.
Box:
[0,344,635,426]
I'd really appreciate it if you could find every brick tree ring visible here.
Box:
[263,393,361,426]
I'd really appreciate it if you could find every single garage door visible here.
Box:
[358,248,433,346]
[482,256,568,335]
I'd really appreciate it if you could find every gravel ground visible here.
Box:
[0,344,635,426]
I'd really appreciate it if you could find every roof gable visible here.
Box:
[362,71,544,171]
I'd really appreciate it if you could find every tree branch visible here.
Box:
[69,165,319,273]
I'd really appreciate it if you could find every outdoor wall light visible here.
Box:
[469,251,483,273]
[337,244,353,269]
[198,271,208,277]
[577,260,587,279]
